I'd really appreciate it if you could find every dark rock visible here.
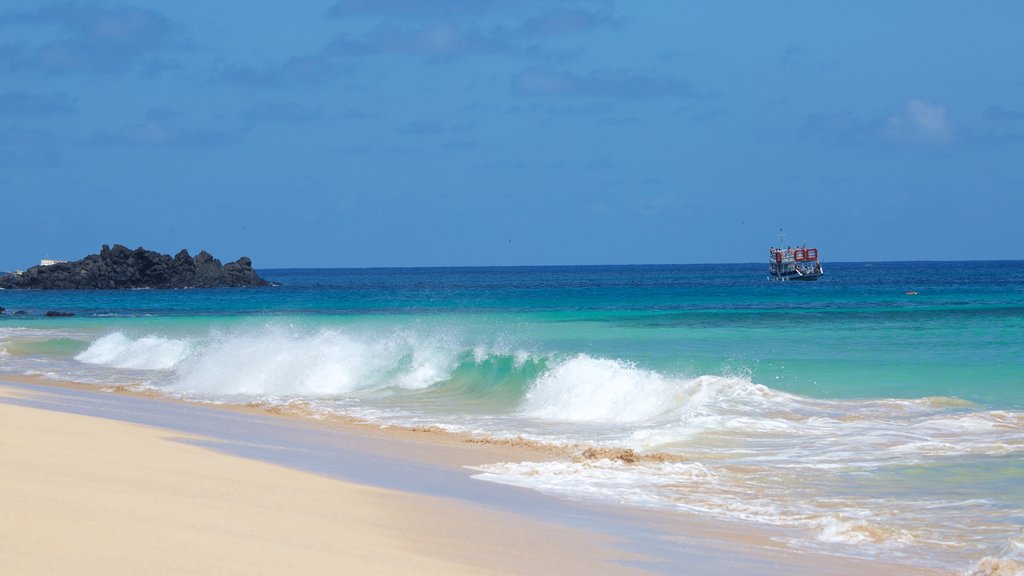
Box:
[0,245,273,290]
[45,310,75,317]
[0,306,4,314]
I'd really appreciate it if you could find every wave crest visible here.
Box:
[520,354,769,424]
[170,328,463,398]
[75,332,190,370]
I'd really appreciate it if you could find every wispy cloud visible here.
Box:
[214,55,349,87]
[397,118,475,135]
[327,0,527,21]
[397,119,445,135]
[214,3,617,90]
[0,124,60,166]
[0,3,186,75]
[87,110,234,147]
[0,125,53,146]
[473,158,526,171]
[238,101,322,128]
[804,100,957,148]
[338,143,372,155]
[0,91,76,116]
[513,8,618,38]
[984,105,1024,123]
[444,139,479,150]
[801,111,881,147]
[968,105,1024,146]
[883,99,954,145]
[330,22,513,60]
[505,101,614,116]
[326,4,617,61]
[692,109,726,123]
[511,68,695,101]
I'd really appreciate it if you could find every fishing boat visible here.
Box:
[769,230,823,281]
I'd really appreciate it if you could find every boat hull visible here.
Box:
[769,270,823,282]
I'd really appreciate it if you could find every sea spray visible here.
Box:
[167,327,467,398]
[75,332,190,370]
[521,355,682,423]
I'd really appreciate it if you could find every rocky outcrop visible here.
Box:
[0,245,273,290]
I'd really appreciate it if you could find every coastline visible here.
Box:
[0,374,946,575]
[0,378,642,575]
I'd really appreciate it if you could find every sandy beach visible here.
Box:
[0,376,948,575]
[0,380,642,575]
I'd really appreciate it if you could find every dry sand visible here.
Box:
[0,383,643,575]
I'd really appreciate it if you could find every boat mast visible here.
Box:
[772,228,786,280]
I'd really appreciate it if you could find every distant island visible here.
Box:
[0,244,272,289]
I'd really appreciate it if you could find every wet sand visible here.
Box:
[0,376,943,575]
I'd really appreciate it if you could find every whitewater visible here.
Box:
[1,262,1022,574]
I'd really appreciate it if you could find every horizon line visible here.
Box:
[255,259,1024,272]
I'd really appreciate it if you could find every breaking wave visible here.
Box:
[520,354,773,425]
[173,328,461,397]
[71,327,544,402]
[68,330,1023,465]
[75,332,191,370]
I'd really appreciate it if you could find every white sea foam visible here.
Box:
[521,355,680,423]
[75,332,191,370]
[168,327,463,398]
[965,559,1023,576]
[472,459,719,508]
[966,538,1024,576]
[519,354,776,426]
[815,515,914,546]
[472,458,922,547]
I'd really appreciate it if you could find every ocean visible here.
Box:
[2,261,1022,573]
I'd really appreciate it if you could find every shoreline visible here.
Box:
[0,374,945,575]
[0,378,645,575]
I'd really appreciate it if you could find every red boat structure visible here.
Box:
[769,230,823,281]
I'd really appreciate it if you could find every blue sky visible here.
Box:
[1,1,1022,269]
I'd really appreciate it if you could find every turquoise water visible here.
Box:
[2,261,1023,572]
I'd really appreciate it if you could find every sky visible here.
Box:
[1,1,1022,270]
